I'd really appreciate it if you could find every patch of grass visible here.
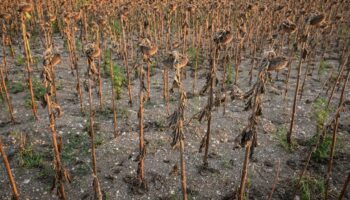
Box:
[111,19,122,37]
[75,162,90,177]
[75,39,82,51]
[32,79,47,100]
[275,126,298,152]
[294,176,325,200]
[100,50,126,99]
[63,39,68,50]
[36,163,54,181]
[187,47,203,67]
[169,96,177,102]
[155,119,166,131]
[220,157,234,169]
[101,49,112,77]
[307,134,332,163]
[51,21,60,34]
[112,63,126,100]
[226,62,233,85]
[147,138,167,154]
[24,79,46,108]
[24,98,32,109]
[312,97,332,132]
[94,136,104,147]
[96,106,113,118]
[17,145,44,168]
[56,81,62,90]
[318,60,331,76]
[246,176,252,189]
[150,61,156,75]
[15,55,25,66]
[115,107,129,119]
[187,47,197,64]
[307,97,334,163]
[61,133,89,163]
[8,80,25,94]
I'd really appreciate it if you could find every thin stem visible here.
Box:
[0,138,20,200]
[239,141,251,200]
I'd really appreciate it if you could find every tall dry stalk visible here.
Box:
[268,160,281,200]
[63,13,83,112]
[287,13,325,144]
[109,49,118,137]
[91,22,103,110]
[19,3,38,120]
[0,63,15,122]
[0,138,20,200]
[201,30,233,167]
[84,43,103,200]
[168,51,189,200]
[136,37,158,189]
[42,49,70,200]
[1,23,10,81]
[287,35,308,144]
[326,54,349,107]
[202,45,218,167]
[137,63,147,190]
[325,67,350,199]
[338,172,350,200]
[238,141,251,200]
[237,52,272,199]
[140,38,157,100]
[120,12,133,106]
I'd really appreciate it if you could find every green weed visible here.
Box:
[15,55,25,66]
[312,97,332,132]
[32,79,47,100]
[294,176,325,200]
[17,145,44,168]
[307,134,332,163]
[36,164,54,182]
[187,47,203,66]
[8,80,25,94]
[318,60,330,78]
[275,126,298,152]
[61,133,89,163]
[112,64,126,99]
[111,19,122,37]
[226,62,233,85]
[101,49,111,77]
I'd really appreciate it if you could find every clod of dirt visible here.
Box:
[197,165,221,176]
[123,175,148,195]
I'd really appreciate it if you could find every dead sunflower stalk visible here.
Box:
[19,3,38,120]
[63,13,83,112]
[0,62,15,122]
[325,67,350,199]
[137,62,148,190]
[167,53,188,200]
[136,37,159,190]
[237,56,269,200]
[199,29,233,167]
[91,22,103,109]
[287,12,324,144]
[84,43,103,200]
